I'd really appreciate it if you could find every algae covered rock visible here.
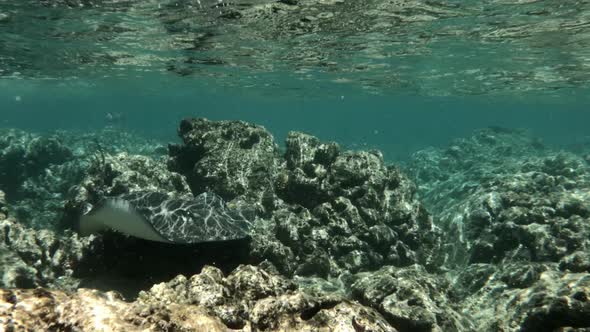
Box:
[408,127,590,331]
[166,119,443,279]
[460,266,590,332]
[14,159,87,230]
[1,128,167,230]
[0,129,35,197]
[0,265,397,331]
[0,129,72,201]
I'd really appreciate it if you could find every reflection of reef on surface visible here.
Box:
[1,120,590,331]
[2,1,590,96]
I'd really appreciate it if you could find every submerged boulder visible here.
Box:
[349,264,470,332]
[168,118,280,205]
[0,287,228,332]
[460,265,590,332]
[138,264,396,331]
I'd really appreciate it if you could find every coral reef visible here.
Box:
[0,129,71,202]
[408,127,590,269]
[0,128,168,230]
[348,264,469,332]
[49,118,440,296]
[168,119,443,278]
[2,121,590,331]
[138,264,395,331]
[458,264,590,331]
[168,118,280,206]
[0,265,396,332]
[0,129,83,229]
[252,131,443,277]
[0,288,228,332]
[408,127,590,331]
[0,218,101,290]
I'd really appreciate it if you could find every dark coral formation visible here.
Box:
[0,129,72,202]
[0,130,81,230]
[349,264,469,332]
[168,118,279,205]
[168,119,443,278]
[255,131,442,277]
[0,128,168,230]
[460,267,590,331]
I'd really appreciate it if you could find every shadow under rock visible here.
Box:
[74,231,253,300]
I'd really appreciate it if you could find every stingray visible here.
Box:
[78,191,253,244]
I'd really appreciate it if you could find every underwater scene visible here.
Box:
[1,0,590,331]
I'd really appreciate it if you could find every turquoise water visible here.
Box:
[1,0,589,153]
[2,78,589,160]
[2,1,590,330]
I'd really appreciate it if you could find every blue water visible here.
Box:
[2,78,589,161]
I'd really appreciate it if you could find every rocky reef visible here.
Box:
[0,128,167,231]
[167,118,443,278]
[0,264,394,331]
[407,127,590,331]
[1,120,590,331]
[408,127,590,269]
[168,118,280,204]
[0,216,101,290]
[0,129,72,203]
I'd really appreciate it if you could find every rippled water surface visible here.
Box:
[1,1,589,156]
[2,0,590,97]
